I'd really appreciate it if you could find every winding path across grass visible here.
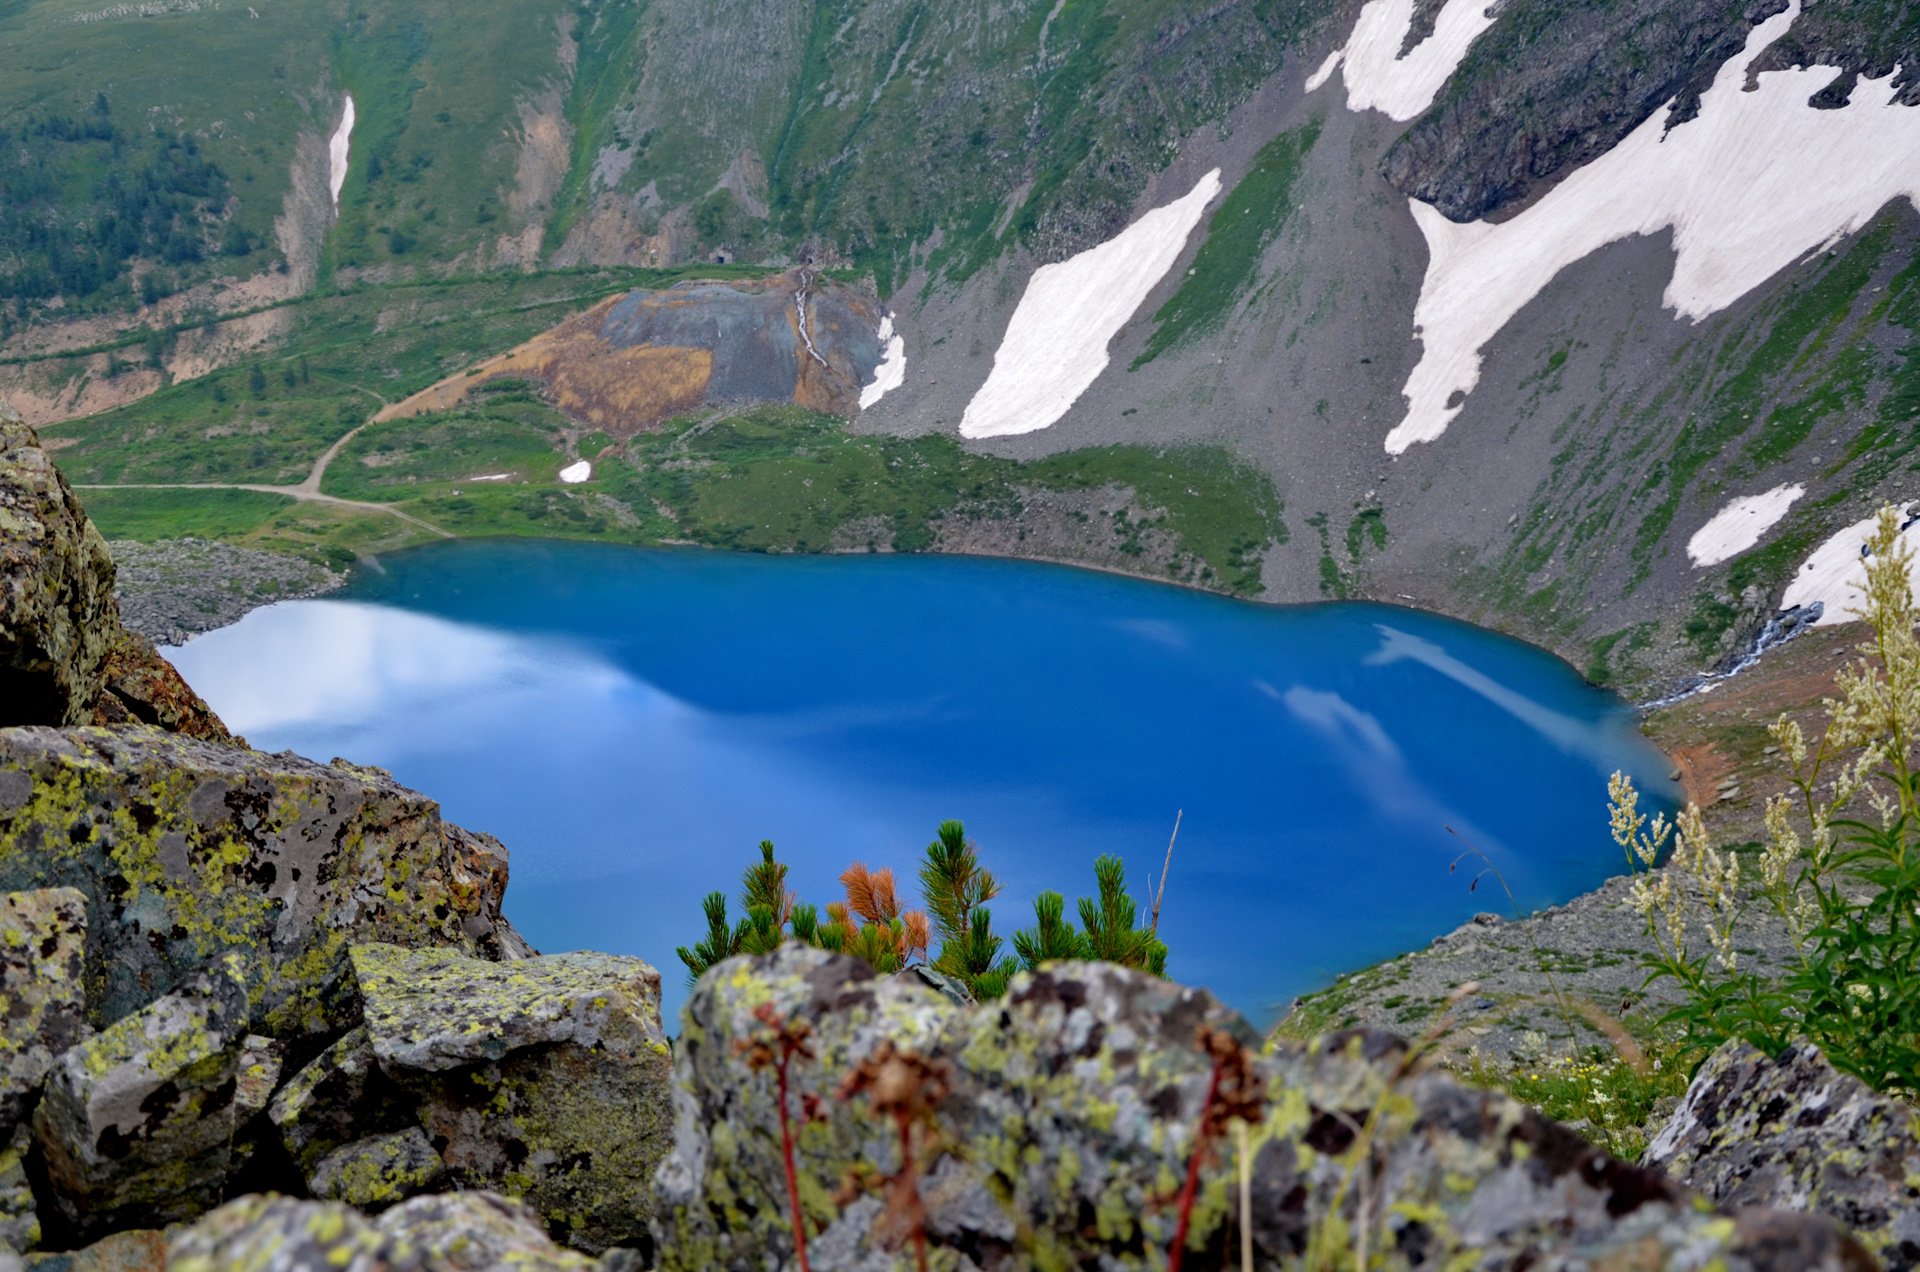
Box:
[77,382,454,541]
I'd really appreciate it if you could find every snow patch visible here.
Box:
[1687,483,1805,567]
[960,169,1222,439]
[1304,49,1343,93]
[1309,0,1499,120]
[559,461,592,484]
[467,473,514,483]
[859,312,907,410]
[1385,0,1920,453]
[1781,507,1920,626]
[327,95,355,212]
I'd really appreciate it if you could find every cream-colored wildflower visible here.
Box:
[1609,771,1671,869]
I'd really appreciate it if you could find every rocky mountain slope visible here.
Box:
[1,0,1917,696]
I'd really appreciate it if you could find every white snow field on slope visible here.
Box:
[328,95,355,211]
[1306,0,1499,120]
[859,313,906,409]
[959,169,1222,440]
[559,461,591,484]
[1781,507,1920,625]
[1385,0,1920,453]
[1687,483,1805,567]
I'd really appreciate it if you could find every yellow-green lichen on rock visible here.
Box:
[309,1127,448,1211]
[652,948,1875,1271]
[30,954,251,1240]
[0,405,119,728]
[350,943,674,1255]
[0,887,86,1140]
[0,726,529,1034]
[1644,1040,1920,1269]
[166,1190,604,1271]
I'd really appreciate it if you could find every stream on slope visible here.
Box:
[166,541,1678,1029]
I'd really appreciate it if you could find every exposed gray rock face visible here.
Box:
[167,1191,603,1271]
[0,405,119,727]
[1382,0,1920,222]
[0,726,529,1034]
[655,947,1873,1271]
[0,888,87,1137]
[32,956,250,1238]
[352,943,675,1254]
[1645,1039,1920,1270]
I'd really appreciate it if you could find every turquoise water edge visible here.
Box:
[168,541,1678,1029]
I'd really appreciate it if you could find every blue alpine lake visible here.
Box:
[167,540,1677,1029]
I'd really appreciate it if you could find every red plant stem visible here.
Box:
[898,1115,929,1272]
[775,1053,811,1272]
[1167,1057,1226,1272]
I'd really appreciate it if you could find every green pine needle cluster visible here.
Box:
[677,821,1170,996]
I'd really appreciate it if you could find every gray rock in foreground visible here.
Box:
[655,946,1875,1271]
[1646,1039,1920,1270]
[353,943,675,1254]
[167,1191,605,1271]
[32,955,251,1238]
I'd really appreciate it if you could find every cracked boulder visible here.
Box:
[352,943,674,1254]
[167,1191,601,1271]
[655,947,1873,1271]
[32,956,250,1238]
[268,1026,416,1178]
[0,725,530,1034]
[1645,1039,1920,1269]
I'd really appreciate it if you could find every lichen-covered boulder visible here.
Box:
[352,943,674,1254]
[0,726,529,1034]
[167,1191,602,1271]
[655,948,1873,1271]
[0,887,87,1135]
[268,1026,415,1177]
[32,956,250,1237]
[0,405,118,728]
[87,630,235,745]
[1645,1039,1920,1269]
[310,1128,447,1210]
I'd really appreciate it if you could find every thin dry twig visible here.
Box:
[1151,809,1182,937]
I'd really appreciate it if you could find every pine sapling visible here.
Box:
[1012,890,1088,969]
[1079,855,1169,975]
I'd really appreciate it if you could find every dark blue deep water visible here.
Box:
[168,541,1677,1028]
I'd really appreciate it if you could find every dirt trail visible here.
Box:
[79,382,454,540]
[77,480,453,539]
